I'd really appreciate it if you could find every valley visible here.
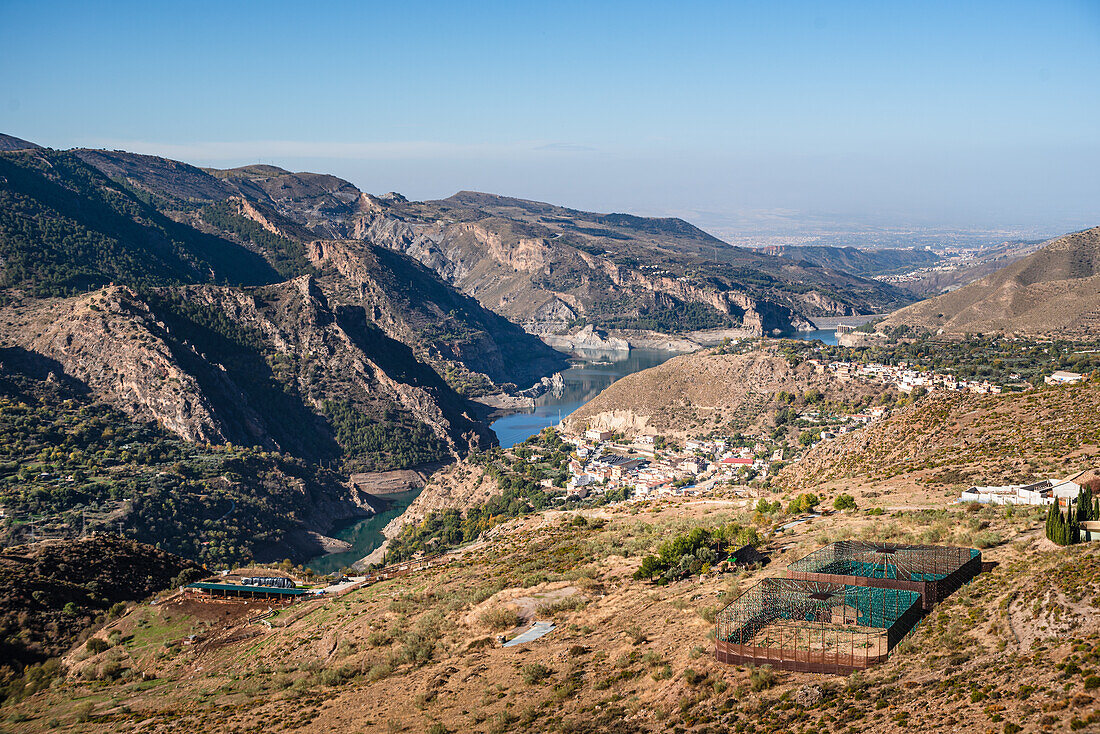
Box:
[5,5,1097,732]
[1,134,1099,734]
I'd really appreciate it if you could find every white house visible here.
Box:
[1051,473,1084,506]
[960,472,1084,506]
[1046,371,1084,385]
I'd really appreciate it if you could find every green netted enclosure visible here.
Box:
[785,541,982,610]
[715,578,923,673]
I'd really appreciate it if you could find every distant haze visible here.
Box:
[2,0,1097,242]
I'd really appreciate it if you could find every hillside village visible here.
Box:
[806,355,1081,395]
[557,411,890,501]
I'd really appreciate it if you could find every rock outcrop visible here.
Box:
[0,279,493,466]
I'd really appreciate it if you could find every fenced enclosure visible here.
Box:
[715,578,923,673]
[785,541,982,610]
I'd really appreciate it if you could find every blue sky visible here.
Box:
[2,0,1098,237]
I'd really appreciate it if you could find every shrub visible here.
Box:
[85,638,109,655]
[834,493,857,511]
[169,568,206,589]
[74,701,95,722]
[521,663,553,685]
[1084,675,1100,690]
[479,606,520,632]
[97,660,123,680]
[538,595,588,616]
[749,665,776,691]
[683,668,706,686]
[697,605,718,624]
[626,625,647,645]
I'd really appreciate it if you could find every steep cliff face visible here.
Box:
[305,238,568,392]
[3,288,233,444]
[333,194,907,337]
[0,279,493,470]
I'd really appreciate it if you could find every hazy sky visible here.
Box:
[2,0,1098,236]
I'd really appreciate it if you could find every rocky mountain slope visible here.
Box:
[0,139,571,566]
[0,144,566,396]
[777,380,1100,492]
[0,278,492,469]
[877,226,1100,336]
[71,148,915,337]
[562,344,895,438]
[0,133,41,152]
[761,244,940,278]
[317,189,915,337]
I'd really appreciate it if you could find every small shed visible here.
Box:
[729,544,768,567]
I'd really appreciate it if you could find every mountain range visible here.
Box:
[5,131,1090,566]
[63,144,914,334]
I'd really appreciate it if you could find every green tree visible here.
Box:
[833,493,857,511]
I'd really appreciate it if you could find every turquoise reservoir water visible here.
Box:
[307,330,845,570]
[306,489,421,574]
[489,348,680,449]
[305,348,678,571]
[794,329,838,345]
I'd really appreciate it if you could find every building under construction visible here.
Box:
[715,542,981,673]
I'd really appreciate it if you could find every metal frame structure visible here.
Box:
[785,541,982,610]
[185,582,307,600]
[714,578,923,674]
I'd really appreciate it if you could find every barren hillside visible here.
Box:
[563,345,895,438]
[777,381,1100,492]
[4,499,1098,733]
[878,226,1100,337]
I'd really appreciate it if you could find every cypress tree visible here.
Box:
[1076,488,1092,523]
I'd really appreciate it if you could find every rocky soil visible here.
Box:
[5,497,1098,733]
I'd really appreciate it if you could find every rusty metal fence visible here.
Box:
[785,541,982,610]
[714,578,923,674]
